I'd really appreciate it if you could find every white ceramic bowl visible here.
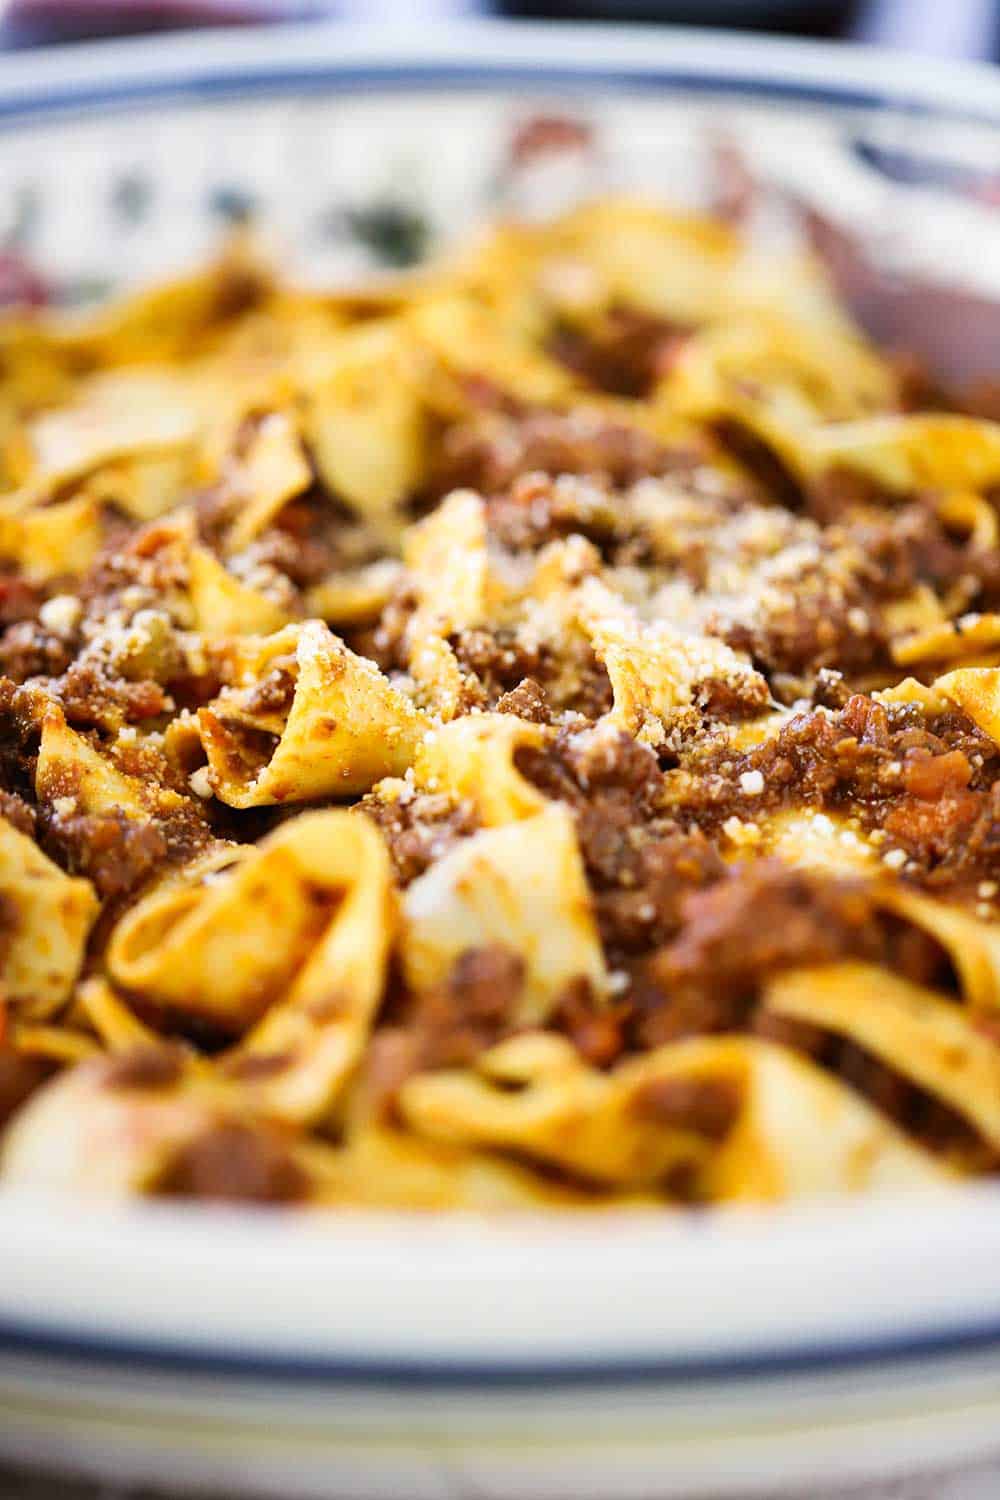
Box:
[4,22,1000,1498]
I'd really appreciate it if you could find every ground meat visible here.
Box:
[0,1047,55,1130]
[240,663,297,719]
[208,260,270,325]
[410,945,525,1070]
[0,621,74,683]
[434,408,694,497]
[265,495,377,589]
[485,471,627,558]
[76,519,188,619]
[495,677,553,724]
[483,468,758,573]
[53,660,171,732]
[0,574,43,627]
[363,583,418,675]
[849,502,979,601]
[41,808,168,903]
[891,352,951,414]
[358,1027,423,1122]
[155,1121,308,1204]
[359,789,480,887]
[516,727,664,829]
[517,729,725,960]
[720,585,890,694]
[959,378,1000,424]
[811,668,852,710]
[101,1044,187,1092]
[635,861,947,1048]
[552,975,628,1068]
[696,674,773,722]
[0,678,45,800]
[450,626,613,719]
[886,774,995,881]
[201,720,279,785]
[630,1073,742,1141]
[0,789,35,837]
[547,306,689,399]
[803,464,902,525]
[449,628,544,698]
[679,694,1000,891]
[714,420,804,511]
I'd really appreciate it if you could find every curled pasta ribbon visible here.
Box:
[0,493,102,582]
[882,585,946,645]
[764,962,1000,1156]
[0,1053,596,1207]
[222,810,395,1124]
[411,713,547,826]
[399,1032,944,1198]
[404,633,469,723]
[0,1042,314,1199]
[759,808,882,877]
[871,886,1000,1015]
[223,411,312,551]
[400,491,519,719]
[303,322,426,539]
[304,1126,607,1211]
[408,295,577,413]
[895,615,1000,670]
[2,811,395,1190]
[198,620,427,805]
[577,577,767,743]
[934,665,1000,746]
[402,802,608,1025]
[16,367,200,514]
[805,414,1000,496]
[0,817,97,1021]
[935,490,998,553]
[399,1033,724,1188]
[0,1049,222,1195]
[701,1038,950,1201]
[457,200,739,333]
[188,543,291,637]
[90,505,292,638]
[10,1024,100,1065]
[571,201,738,320]
[59,237,272,364]
[403,489,500,636]
[107,809,392,1079]
[305,559,402,631]
[875,677,952,713]
[77,975,162,1051]
[35,709,190,823]
[664,316,891,432]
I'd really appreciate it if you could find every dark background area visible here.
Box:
[499,1,859,35]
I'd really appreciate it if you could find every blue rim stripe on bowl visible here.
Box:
[0,66,899,126]
[4,1310,1000,1386]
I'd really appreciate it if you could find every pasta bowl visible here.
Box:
[3,19,1000,1499]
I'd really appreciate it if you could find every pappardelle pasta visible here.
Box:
[2,202,1000,1210]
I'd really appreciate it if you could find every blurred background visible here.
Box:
[1,0,998,58]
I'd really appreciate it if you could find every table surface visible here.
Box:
[0,1469,237,1499]
[5,1461,1000,1499]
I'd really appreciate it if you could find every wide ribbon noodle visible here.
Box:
[3,197,1000,1211]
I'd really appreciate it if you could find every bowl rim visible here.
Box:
[3,19,1000,1382]
[6,1185,1000,1381]
[0,17,998,127]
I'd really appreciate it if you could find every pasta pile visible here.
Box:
[2,202,1000,1208]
